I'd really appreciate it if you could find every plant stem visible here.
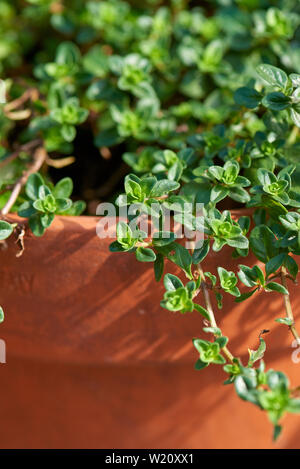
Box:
[280,266,300,346]
[3,88,38,113]
[1,146,46,216]
[0,139,42,169]
[196,263,234,363]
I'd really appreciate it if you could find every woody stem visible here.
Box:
[196,263,234,363]
[1,146,46,217]
[281,266,300,346]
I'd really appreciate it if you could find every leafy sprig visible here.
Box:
[110,61,300,440]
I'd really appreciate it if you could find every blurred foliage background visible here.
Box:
[0,0,299,208]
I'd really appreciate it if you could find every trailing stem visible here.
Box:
[281,266,300,346]
[195,263,235,363]
[3,88,38,113]
[0,139,42,169]
[1,146,47,217]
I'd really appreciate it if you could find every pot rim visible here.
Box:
[6,207,254,226]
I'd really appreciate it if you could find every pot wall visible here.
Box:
[0,214,299,448]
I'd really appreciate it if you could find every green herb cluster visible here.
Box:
[110,61,300,441]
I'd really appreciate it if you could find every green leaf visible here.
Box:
[62,200,86,216]
[61,124,76,142]
[266,282,288,294]
[211,185,229,203]
[164,273,184,291]
[136,247,156,262]
[186,280,196,298]
[215,291,223,309]
[262,92,291,111]
[221,162,240,183]
[286,399,300,414]
[125,176,143,201]
[194,359,209,371]
[290,108,300,127]
[273,425,282,442]
[248,338,266,367]
[154,253,164,282]
[56,41,81,66]
[267,370,289,391]
[234,87,262,109]
[256,64,288,91]
[168,243,193,279]
[152,231,176,246]
[204,272,217,286]
[117,221,132,243]
[18,201,36,218]
[229,186,250,203]
[275,317,293,326]
[193,304,210,321]
[215,336,228,348]
[140,176,157,197]
[253,265,265,286]
[0,306,4,323]
[289,74,300,87]
[0,221,13,240]
[234,375,259,406]
[38,184,52,200]
[203,326,222,336]
[55,198,72,213]
[261,196,288,219]
[235,289,258,303]
[40,212,55,228]
[206,165,224,180]
[226,235,249,250]
[192,239,210,264]
[265,254,286,277]
[249,225,278,263]
[53,177,73,198]
[150,179,180,197]
[257,168,276,187]
[109,241,127,252]
[29,214,46,237]
[284,256,298,279]
[26,173,44,200]
[238,265,258,287]
[168,161,183,181]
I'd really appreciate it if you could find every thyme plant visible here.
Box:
[0,0,299,441]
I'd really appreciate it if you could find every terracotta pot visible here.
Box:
[0,212,299,449]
